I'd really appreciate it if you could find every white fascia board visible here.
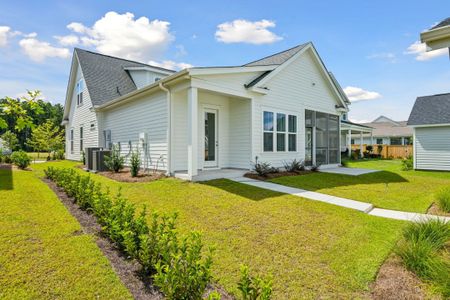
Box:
[62,52,80,120]
[188,65,276,76]
[123,66,175,75]
[408,123,450,128]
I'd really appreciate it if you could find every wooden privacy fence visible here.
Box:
[350,144,413,159]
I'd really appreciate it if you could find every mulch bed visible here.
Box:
[77,165,166,183]
[370,255,426,300]
[43,178,233,300]
[427,202,450,217]
[244,170,312,181]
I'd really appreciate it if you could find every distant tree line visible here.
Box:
[0,90,64,153]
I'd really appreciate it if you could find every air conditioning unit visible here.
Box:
[92,150,111,172]
[86,147,102,170]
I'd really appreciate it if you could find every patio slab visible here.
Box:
[320,167,379,176]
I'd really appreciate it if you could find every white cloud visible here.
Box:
[54,34,79,46]
[148,60,193,71]
[215,19,282,44]
[367,52,397,63]
[0,26,10,47]
[343,86,382,102]
[404,41,448,61]
[66,11,174,61]
[19,36,70,62]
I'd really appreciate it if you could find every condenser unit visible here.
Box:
[86,147,102,170]
[92,150,111,172]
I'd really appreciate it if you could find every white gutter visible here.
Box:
[159,82,172,175]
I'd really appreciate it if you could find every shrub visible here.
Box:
[252,157,277,177]
[80,150,86,165]
[104,145,124,172]
[130,150,140,177]
[10,151,31,169]
[52,149,65,160]
[310,164,320,172]
[403,219,450,250]
[401,155,413,171]
[153,232,214,300]
[237,265,272,300]
[377,144,383,154]
[366,145,373,153]
[436,187,450,213]
[282,159,305,173]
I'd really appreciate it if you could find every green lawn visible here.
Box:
[32,161,406,299]
[270,159,450,213]
[0,165,131,299]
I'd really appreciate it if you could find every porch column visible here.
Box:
[360,131,364,158]
[187,87,198,178]
[347,129,352,157]
[370,131,373,145]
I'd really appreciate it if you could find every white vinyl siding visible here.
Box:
[414,126,450,171]
[101,91,168,171]
[66,61,99,161]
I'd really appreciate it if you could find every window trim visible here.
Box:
[79,126,83,153]
[76,79,84,106]
[262,109,298,153]
[70,128,74,154]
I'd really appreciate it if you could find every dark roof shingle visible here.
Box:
[244,43,309,67]
[431,17,450,30]
[75,48,175,106]
[407,93,450,126]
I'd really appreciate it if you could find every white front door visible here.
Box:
[203,108,218,168]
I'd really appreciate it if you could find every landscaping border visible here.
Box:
[43,177,163,300]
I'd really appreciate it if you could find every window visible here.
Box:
[70,129,74,153]
[263,111,297,152]
[390,137,402,145]
[288,115,297,151]
[76,79,84,105]
[376,138,383,145]
[79,126,83,152]
[351,139,355,144]
[263,111,274,151]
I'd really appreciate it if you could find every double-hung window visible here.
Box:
[76,79,84,106]
[263,111,297,152]
[70,129,74,153]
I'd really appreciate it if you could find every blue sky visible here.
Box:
[0,0,449,122]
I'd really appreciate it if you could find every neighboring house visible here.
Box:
[63,43,350,180]
[420,17,450,53]
[356,116,413,145]
[408,93,450,171]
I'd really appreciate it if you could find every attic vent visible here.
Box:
[116,86,121,96]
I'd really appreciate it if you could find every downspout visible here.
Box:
[159,82,171,175]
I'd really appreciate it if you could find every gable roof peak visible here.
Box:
[243,42,311,67]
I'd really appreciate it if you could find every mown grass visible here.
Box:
[270,159,450,213]
[32,161,406,298]
[0,165,131,299]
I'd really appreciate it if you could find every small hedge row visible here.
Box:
[45,167,272,300]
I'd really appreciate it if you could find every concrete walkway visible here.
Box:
[231,176,450,222]
[320,167,379,176]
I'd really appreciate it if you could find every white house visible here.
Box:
[420,17,450,53]
[353,116,413,146]
[408,93,450,171]
[63,43,350,180]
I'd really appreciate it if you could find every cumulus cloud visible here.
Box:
[343,86,382,102]
[0,26,11,47]
[54,34,79,46]
[215,19,282,44]
[66,11,174,61]
[19,36,70,62]
[404,41,448,61]
[148,60,193,71]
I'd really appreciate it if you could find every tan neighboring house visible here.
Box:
[420,17,450,53]
[354,116,413,145]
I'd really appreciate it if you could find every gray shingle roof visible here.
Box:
[360,121,412,137]
[431,17,450,30]
[407,93,450,126]
[244,43,310,67]
[74,48,175,106]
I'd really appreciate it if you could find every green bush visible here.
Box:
[401,155,413,171]
[10,150,31,169]
[52,149,65,160]
[237,265,272,300]
[130,150,140,177]
[282,159,305,173]
[153,232,214,300]
[252,157,278,177]
[104,145,124,172]
[436,187,450,213]
[396,220,450,297]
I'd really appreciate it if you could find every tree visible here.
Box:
[1,131,19,151]
[27,120,64,158]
